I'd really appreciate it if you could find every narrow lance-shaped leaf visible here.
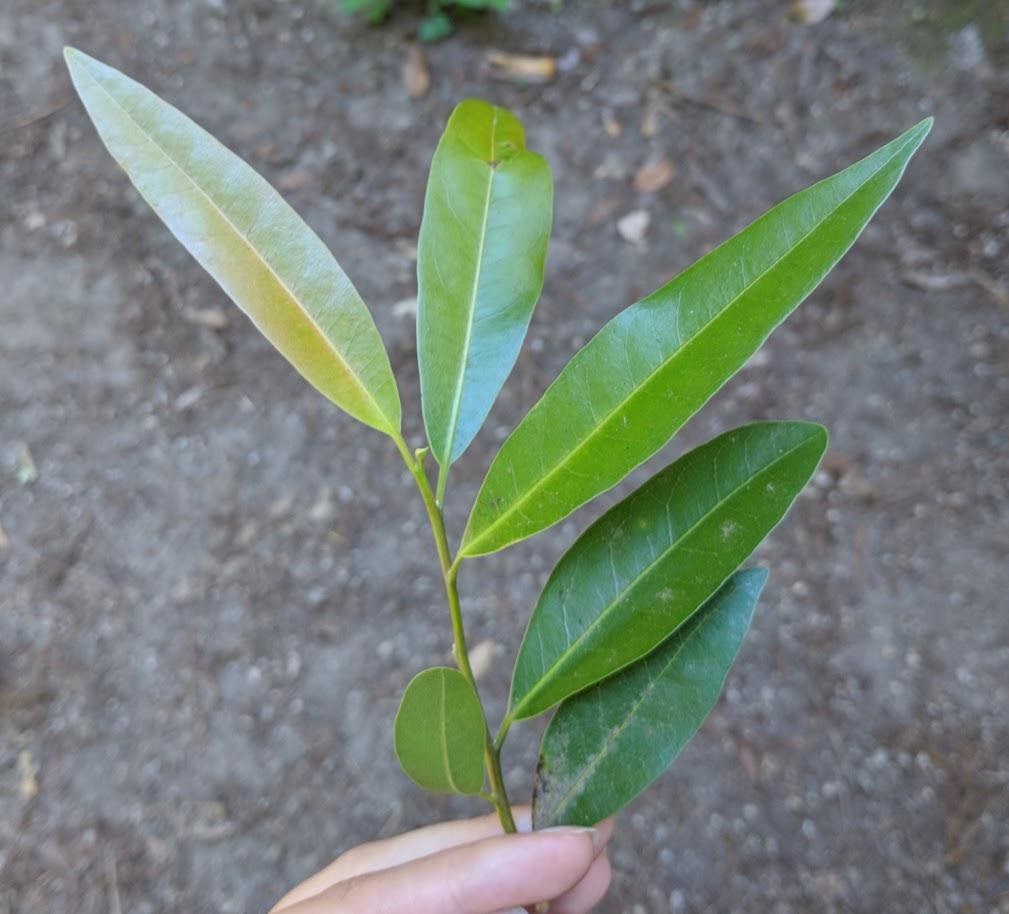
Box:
[418,99,552,467]
[394,667,486,795]
[533,567,767,829]
[507,421,826,722]
[461,119,931,556]
[64,48,402,435]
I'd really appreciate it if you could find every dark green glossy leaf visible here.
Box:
[64,48,401,435]
[461,119,931,556]
[418,99,552,466]
[533,567,767,828]
[507,421,825,721]
[394,667,486,795]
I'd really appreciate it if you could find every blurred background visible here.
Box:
[2,1,1007,912]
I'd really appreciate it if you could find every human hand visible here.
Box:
[269,807,615,914]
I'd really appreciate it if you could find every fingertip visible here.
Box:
[591,817,616,855]
[473,827,599,905]
[537,826,601,858]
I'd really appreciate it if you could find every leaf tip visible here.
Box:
[809,421,830,450]
[63,46,84,74]
[63,46,104,87]
[901,116,934,154]
[742,565,770,593]
[730,566,768,633]
[783,420,829,455]
[787,420,829,456]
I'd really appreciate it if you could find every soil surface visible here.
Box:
[2,1,1008,912]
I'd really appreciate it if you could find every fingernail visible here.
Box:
[534,902,551,914]
[540,825,601,850]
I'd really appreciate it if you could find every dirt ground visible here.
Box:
[2,1,1008,912]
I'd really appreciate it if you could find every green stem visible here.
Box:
[393,432,517,834]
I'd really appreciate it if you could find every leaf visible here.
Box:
[532,567,767,828]
[507,421,826,722]
[417,100,552,467]
[394,667,486,795]
[461,119,931,557]
[64,48,402,435]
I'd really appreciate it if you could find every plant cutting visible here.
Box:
[64,47,930,835]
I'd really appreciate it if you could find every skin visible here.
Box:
[270,807,615,914]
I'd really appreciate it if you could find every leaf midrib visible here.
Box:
[510,431,816,720]
[439,108,500,464]
[465,130,922,554]
[74,56,392,431]
[439,672,460,793]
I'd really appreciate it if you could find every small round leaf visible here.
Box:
[394,667,485,795]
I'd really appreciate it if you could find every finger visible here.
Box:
[486,819,614,914]
[584,817,615,858]
[272,808,533,910]
[281,826,599,914]
[548,852,612,914]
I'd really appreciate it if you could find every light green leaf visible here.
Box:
[507,421,825,722]
[394,667,486,795]
[64,48,401,435]
[532,567,767,828]
[418,99,552,467]
[461,119,931,556]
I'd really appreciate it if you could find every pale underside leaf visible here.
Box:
[64,47,401,434]
[418,99,552,466]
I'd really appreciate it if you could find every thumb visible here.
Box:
[282,826,600,914]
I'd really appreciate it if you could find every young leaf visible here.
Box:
[64,48,402,436]
[461,119,931,556]
[394,667,486,795]
[507,421,826,722]
[417,99,552,467]
[532,567,767,829]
